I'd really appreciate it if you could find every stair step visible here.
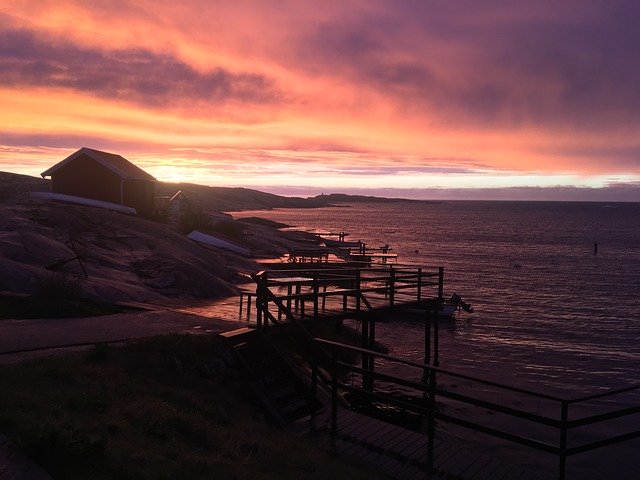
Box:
[270,384,298,401]
[282,396,311,415]
[263,372,289,385]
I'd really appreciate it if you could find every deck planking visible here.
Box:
[327,407,550,480]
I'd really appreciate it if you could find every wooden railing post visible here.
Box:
[256,275,263,329]
[322,284,327,311]
[311,353,318,400]
[559,401,568,480]
[331,347,338,436]
[368,318,376,392]
[294,284,300,313]
[417,267,422,304]
[389,266,395,310]
[262,271,269,327]
[355,269,361,314]
[424,309,432,365]
[313,272,319,321]
[361,316,370,390]
[433,309,440,367]
[427,367,436,472]
[438,267,444,301]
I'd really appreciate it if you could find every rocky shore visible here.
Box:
[0,171,322,308]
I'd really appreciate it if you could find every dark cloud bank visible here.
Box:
[0,27,275,107]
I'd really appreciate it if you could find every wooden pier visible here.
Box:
[245,264,444,325]
[322,408,545,480]
[231,264,640,479]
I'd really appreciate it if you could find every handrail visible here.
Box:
[567,382,640,403]
[338,361,561,427]
[316,338,565,401]
[316,337,640,480]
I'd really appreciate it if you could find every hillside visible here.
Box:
[0,171,421,305]
[156,182,327,211]
[0,172,319,305]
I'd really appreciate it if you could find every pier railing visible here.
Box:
[249,265,444,328]
[315,336,640,480]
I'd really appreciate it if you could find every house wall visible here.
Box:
[123,179,155,214]
[51,154,121,204]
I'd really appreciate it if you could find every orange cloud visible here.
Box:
[1,1,640,195]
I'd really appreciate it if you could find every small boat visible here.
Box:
[439,303,458,319]
[438,293,473,319]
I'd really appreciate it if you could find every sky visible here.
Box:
[1,1,639,200]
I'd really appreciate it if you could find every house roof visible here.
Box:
[41,147,157,181]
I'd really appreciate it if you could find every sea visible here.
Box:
[234,201,640,476]
[235,201,640,393]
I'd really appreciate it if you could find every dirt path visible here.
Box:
[0,310,243,358]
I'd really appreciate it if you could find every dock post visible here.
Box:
[331,348,338,436]
[427,367,436,472]
[262,271,269,326]
[434,310,440,367]
[294,284,301,313]
[311,353,318,400]
[424,309,432,365]
[438,267,444,301]
[388,266,395,310]
[417,267,422,304]
[355,269,361,314]
[322,284,327,311]
[368,318,376,391]
[559,401,568,480]
[313,272,319,322]
[256,278,262,328]
[361,316,370,391]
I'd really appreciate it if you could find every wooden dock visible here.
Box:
[308,408,546,480]
[231,265,640,480]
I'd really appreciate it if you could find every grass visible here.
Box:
[0,335,382,480]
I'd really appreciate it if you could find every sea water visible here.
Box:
[235,201,640,395]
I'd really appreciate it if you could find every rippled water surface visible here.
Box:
[236,201,640,395]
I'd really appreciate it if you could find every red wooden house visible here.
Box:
[41,147,157,215]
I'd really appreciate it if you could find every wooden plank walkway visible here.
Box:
[311,408,549,480]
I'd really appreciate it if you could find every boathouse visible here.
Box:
[41,147,157,215]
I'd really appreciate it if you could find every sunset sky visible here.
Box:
[1,1,639,200]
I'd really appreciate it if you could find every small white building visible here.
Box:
[169,191,190,217]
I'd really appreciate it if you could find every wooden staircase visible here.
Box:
[222,328,325,430]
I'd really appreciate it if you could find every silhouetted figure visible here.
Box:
[594,241,598,255]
